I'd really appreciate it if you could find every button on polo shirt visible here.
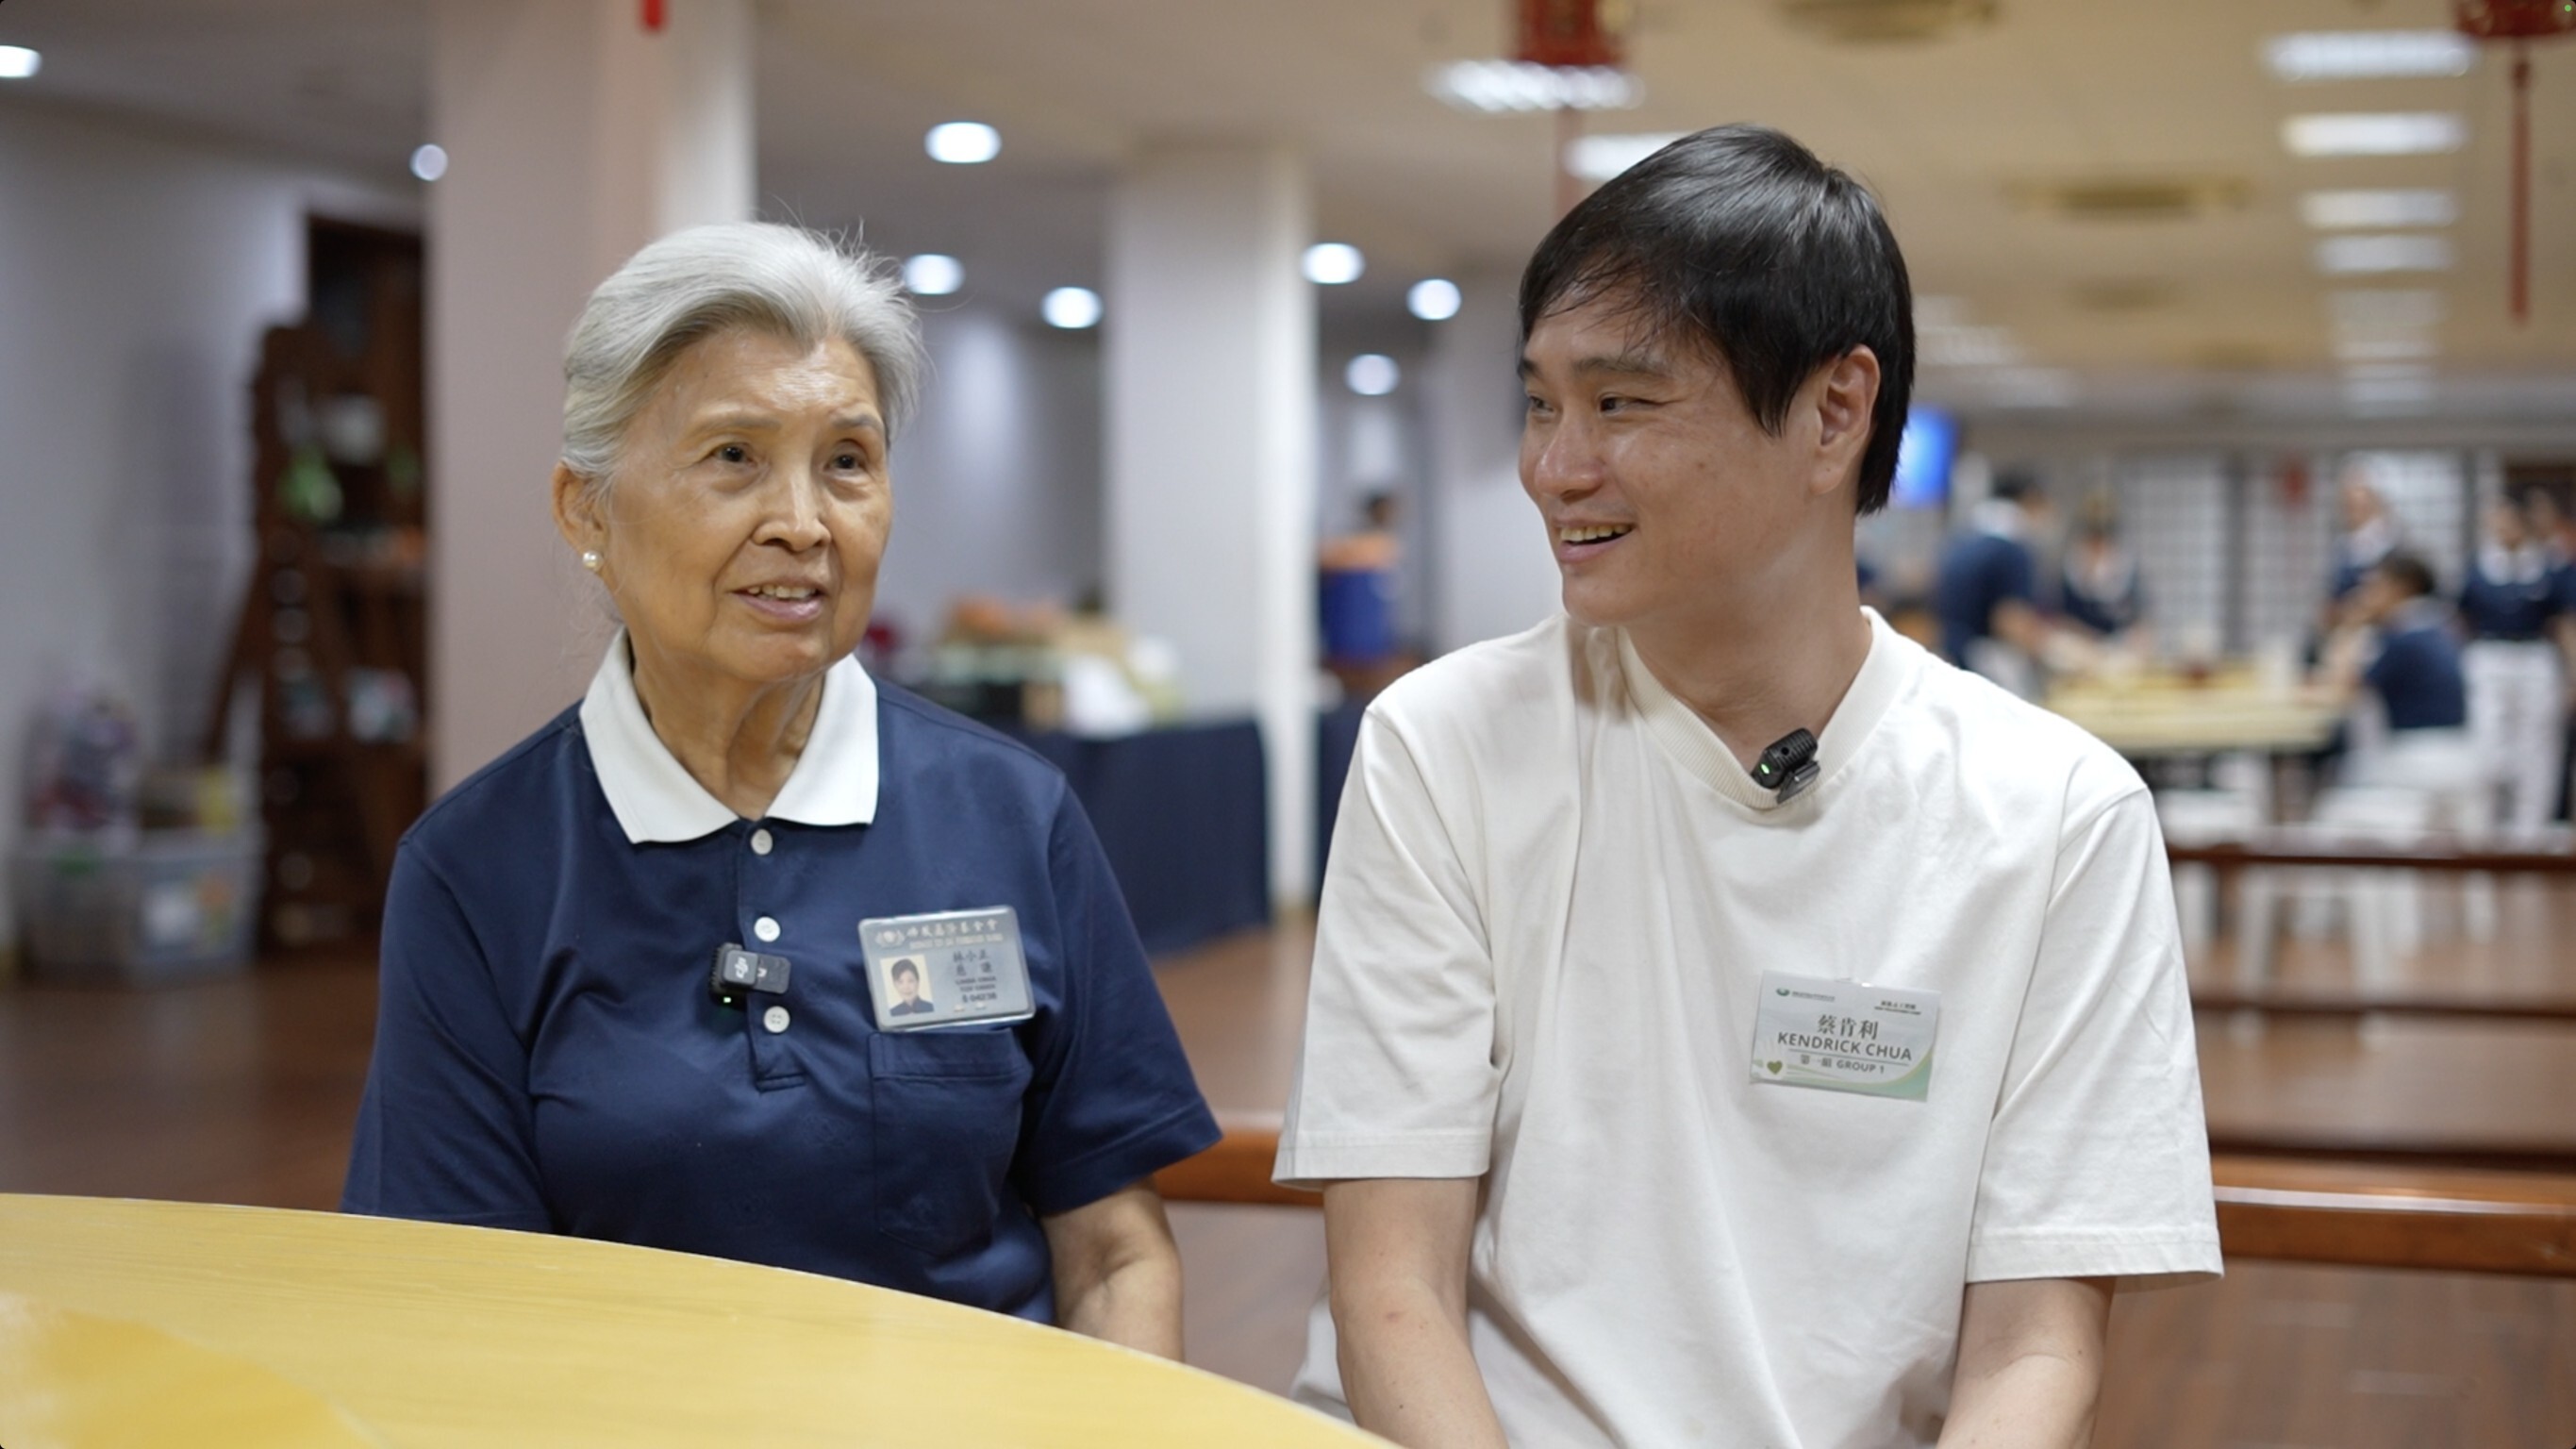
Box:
[343,633,1219,1323]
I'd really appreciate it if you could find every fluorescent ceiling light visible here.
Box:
[408,144,448,182]
[1303,242,1365,286]
[1041,286,1101,329]
[1567,133,1685,182]
[2343,362,2433,384]
[1986,368,2078,408]
[1913,295,1972,328]
[2344,375,2435,409]
[2302,189,2456,229]
[2335,336,2438,362]
[1346,355,1402,397]
[1407,278,1462,322]
[2264,31,2474,82]
[2283,112,2465,157]
[1424,59,1640,113]
[2330,289,2445,329]
[2316,234,2453,275]
[1919,325,2023,368]
[0,45,41,80]
[903,254,963,296]
[924,122,1001,165]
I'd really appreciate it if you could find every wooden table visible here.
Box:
[0,1194,1381,1448]
[2043,671,2338,758]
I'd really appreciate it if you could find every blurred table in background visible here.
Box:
[2046,667,2339,759]
[1016,719,1271,956]
[0,1194,1379,1449]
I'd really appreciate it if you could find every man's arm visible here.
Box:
[1323,1177,1507,1449]
[1041,1180,1185,1358]
[1936,1276,2113,1449]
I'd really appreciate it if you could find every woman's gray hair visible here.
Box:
[559,221,927,485]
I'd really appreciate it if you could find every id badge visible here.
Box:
[1750,971,1939,1102]
[858,907,1036,1031]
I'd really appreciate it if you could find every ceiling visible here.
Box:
[5,0,2572,427]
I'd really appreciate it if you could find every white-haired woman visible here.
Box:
[343,223,1218,1354]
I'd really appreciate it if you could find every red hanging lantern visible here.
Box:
[641,0,667,33]
[2454,1,2576,324]
[1515,0,1626,69]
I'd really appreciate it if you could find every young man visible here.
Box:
[1934,470,2057,695]
[1274,125,2219,1449]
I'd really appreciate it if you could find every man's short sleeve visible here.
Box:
[1968,787,2223,1288]
[1997,537,2038,608]
[1275,708,1500,1189]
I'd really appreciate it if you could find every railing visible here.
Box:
[1156,1115,2576,1278]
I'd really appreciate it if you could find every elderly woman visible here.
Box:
[341,223,1219,1354]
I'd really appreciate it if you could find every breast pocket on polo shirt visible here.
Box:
[868,1029,1034,1257]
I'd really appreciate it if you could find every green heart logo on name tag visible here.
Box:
[1766,1060,1783,1074]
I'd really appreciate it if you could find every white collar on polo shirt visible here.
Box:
[1618,608,1916,814]
[578,629,881,843]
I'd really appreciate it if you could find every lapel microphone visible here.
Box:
[1751,728,1820,803]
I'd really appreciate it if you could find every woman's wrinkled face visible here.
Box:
[567,327,889,691]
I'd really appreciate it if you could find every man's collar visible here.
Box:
[1617,608,1915,813]
[579,630,881,843]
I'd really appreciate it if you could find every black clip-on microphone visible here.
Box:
[1751,728,1820,804]
[709,943,793,1010]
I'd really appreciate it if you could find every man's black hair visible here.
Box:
[1518,124,1916,513]
[1989,471,2038,505]
[2376,550,2438,600]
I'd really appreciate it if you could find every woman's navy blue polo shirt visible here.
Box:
[341,637,1222,1322]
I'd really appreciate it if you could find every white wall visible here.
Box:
[0,96,412,939]
[873,306,1103,657]
[1425,266,1557,653]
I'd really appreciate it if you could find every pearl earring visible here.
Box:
[581,550,602,573]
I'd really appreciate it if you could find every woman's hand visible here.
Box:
[1041,1180,1187,1358]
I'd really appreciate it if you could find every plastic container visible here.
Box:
[11,829,263,985]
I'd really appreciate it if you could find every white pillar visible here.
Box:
[1426,266,1558,652]
[425,0,753,790]
[1105,145,1318,903]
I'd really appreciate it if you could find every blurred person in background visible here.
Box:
[2318,551,2471,790]
[1933,470,2056,696]
[2457,492,2565,838]
[2326,468,2401,629]
[341,222,1217,1355]
[2057,489,2152,653]
[2530,486,2576,823]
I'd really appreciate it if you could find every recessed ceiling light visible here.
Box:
[0,45,41,80]
[2283,112,2466,158]
[408,144,448,182]
[1407,278,1463,322]
[1423,59,1640,113]
[2317,234,2453,275]
[1041,286,1101,329]
[1346,354,1401,396]
[924,122,1001,165]
[1567,133,1685,183]
[1303,243,1365,286]
[903,254,963,296]
[2302,189,2457,229]
[2264,31,2474,82]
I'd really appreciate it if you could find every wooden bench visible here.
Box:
[1156,1114,2576,1277]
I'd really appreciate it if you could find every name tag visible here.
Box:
[858,907,1036,1032]
[1751,971,1939,1102]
